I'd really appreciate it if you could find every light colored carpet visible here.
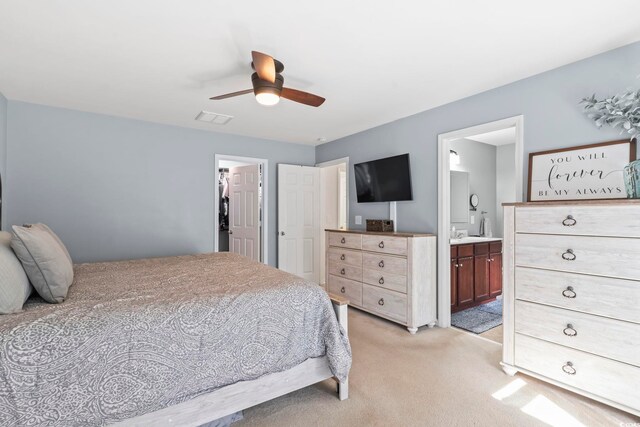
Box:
[480,324,503,344]
[236,309,638,427]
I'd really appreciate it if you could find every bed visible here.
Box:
[0,252,351,426]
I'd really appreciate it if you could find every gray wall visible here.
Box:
[450,138,496,236]
[0,91,7,230]
[495,144,516,237]
[5,101,315,264]
[316,41,640,234]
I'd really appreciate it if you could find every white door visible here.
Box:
[278,164,320,283]
[229,164,261,261]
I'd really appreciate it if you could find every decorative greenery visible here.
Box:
[581,89,640,141]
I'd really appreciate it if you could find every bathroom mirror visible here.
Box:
[470,193,479,211]
[450,171,469,223]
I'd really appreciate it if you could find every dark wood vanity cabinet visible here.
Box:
[451,241,502,312]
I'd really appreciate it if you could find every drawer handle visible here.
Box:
[340,286,346,294]
[378,260,385,268]
[379,277,385,285]
[563,324,577,337]
[378,298,385,306]
[340,237,346,244]
[340,254,346,261]
[562,215,577,227]
[561,249,576,261]
[562,362,576,375]
[379,241,385,249]
[562,286,576,298]
[340,268,346,275]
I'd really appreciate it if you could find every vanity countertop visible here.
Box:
[449,236,503,245]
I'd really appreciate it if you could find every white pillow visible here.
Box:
[0,231,32,314]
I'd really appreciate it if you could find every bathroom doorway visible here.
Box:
[437,116,524,341]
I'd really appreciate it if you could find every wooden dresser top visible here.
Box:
[325,228,436,238]
[503,199,640,207]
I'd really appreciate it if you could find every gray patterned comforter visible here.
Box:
[0,253,351,426]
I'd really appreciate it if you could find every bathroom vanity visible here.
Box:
[450,237,503,312]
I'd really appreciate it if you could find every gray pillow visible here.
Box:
[0,231,32,314]
[11,224,74,303]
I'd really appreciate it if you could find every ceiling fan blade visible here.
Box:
[281,88,325,107]
[209,89,253,100]
[251,51,276,83]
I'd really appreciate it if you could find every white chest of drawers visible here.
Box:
[502,200,640,417]
[325,229,437,334]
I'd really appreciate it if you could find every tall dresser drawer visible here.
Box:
[328,261,363,282]
[515,234,640,281]
[516,205,640,238]
[363,269,407,294]
[515,334,640,411]
[328,232,362,250]
[362,235,407,256]
[516,267,640,324]
[515,300,640,366]
[362,284,407,323]
[362,253,407,275]
[328,275,362,306]
[327,247,362,267]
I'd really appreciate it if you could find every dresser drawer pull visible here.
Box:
[378,298,385,306]
[563,324,577,337]
[379,277,385,285]
[562,286,577,298]
[340,268,346,275]
[561,249,576,261]
[340,286,346,294]
[378,241,385,248]
[340,254,346,261]
[340,237,346,244]
[562,215,577,227]
[562,362,576,375]
[378,260,385,268]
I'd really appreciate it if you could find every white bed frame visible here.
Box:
[116,294,349,427]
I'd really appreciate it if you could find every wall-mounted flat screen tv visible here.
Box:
[354,154,413,203]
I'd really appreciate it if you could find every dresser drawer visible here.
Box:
[363,269,407,294]
[515,300,640,366]
[362,235,407,256]
[327,247,362,267]
[516,267,640,324]
[362,253,407,275]
[328,275,362,306]
[516,205,640,238]
[362,284,407,323]
[515,334,640,411]
[328,261,363,282]
[328,232,362,250]
[515,234,640,281]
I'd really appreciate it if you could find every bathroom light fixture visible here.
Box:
[450,149,460,166]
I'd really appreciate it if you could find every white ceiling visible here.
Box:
[468,127,516,146]
[1,1,639,146]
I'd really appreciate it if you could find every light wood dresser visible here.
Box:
[502,200,640,417]
[325,229,437,334]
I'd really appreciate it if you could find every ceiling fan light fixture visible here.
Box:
[255,90,280,106]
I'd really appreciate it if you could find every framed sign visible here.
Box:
[528,139,636,201]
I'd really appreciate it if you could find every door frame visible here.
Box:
[214,154,269,265]
[436,116,524,328]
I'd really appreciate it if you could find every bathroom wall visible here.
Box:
[495,144,516,237]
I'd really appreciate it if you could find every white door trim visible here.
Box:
[214,154,268,265]
[316,157,350,229]
[436,115,524,328]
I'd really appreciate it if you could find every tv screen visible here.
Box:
[354,154,413,203]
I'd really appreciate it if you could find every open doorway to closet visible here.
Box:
[214,155,268,264]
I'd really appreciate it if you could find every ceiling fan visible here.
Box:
[209,51,325,107]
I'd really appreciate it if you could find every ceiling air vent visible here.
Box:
[195,111,233,125]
